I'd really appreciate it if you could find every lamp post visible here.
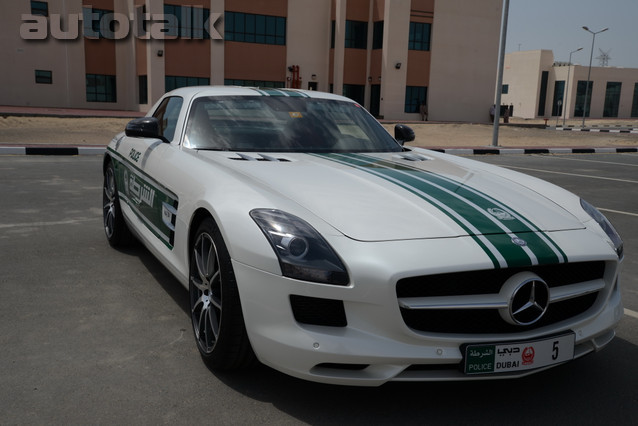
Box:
[491,0,509,147]
[581,26,608,127]
[563,47,582,127]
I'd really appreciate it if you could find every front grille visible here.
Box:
[396,261,605,334]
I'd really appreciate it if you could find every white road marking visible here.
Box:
[626,309,638,320]
[0,218,98,229]
[536,155,638,168]
[504,165,638,184]
[597,208,638,217]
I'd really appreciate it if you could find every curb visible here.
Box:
[548,127,638,133]
[0,146,107,156]
[2,145,638,156]
[427,147,638,155]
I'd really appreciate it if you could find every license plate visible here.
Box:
[464,333,575,375]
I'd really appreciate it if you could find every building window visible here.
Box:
[83,8,116,39]
[139,75,148,104]
[163,4,211,38]
[330,21,336,49]
[31,1,48,16]
[405,86,428,113]
[345,20,367,49]
[372,21,384,49]
[603,82,622,117]
[35,70,52,84]
[224,79,284,88]
[165,76,209,92]
[632,83,638,117]
[225,12,286,45]
[152,96,184,142]
[552,80,565,117]
[502,84,509,94]
[574,80,593,117]
[408,22,431,51]
[86,74,116,103]
[538,71,549,116]
[370,84,381,117]
[343,84,365,105]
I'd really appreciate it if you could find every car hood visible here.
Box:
[199,151,584,242]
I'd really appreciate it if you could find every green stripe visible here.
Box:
[260,88,287,97]
[283,90,308,97]
[316,153,506,268]
[351,153,567,265]
[250,88,268,96]
[248,87,309,97]
[358,153,568,264]
[108,147,179,249]
[317,153,566,268]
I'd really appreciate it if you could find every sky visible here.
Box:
[504,0,638,68]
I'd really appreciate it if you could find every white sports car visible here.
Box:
[103,86,623,386]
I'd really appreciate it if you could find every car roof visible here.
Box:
[164,85,355,103]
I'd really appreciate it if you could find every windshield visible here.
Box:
[183,95,402,152]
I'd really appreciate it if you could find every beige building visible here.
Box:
[1,0,503,121]
[502,50,638,120]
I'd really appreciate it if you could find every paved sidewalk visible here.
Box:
[1,105,637,156]
[0,105,145,118]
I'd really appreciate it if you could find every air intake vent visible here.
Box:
[290,295,347,327]
[231,153,290,162]
[394,153,431,161]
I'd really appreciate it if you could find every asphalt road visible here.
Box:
[1,154,637,425]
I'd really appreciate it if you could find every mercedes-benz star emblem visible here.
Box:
[509,278,550,326]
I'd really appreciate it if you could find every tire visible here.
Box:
[103,160,134,247]
[189,217,256,370]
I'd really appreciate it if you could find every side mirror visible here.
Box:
[125,117,168,143]
[394,124,415,145]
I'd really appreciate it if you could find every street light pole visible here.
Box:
[563,47,582,127]
[491,0,509,147]
[581,26,608,127]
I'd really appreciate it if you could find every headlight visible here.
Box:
[580,199,623,259]
[250,209,349,285]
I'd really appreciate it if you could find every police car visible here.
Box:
[103,86,623,386]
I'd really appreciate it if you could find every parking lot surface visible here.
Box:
[1,154,637,424]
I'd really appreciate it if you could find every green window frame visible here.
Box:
[603,82,622,118]
[552,80,565,117]
[152,96,184,142]
[163,4,211,38]
[372,21,384,49]
[405,86,427,113]
[342,84,365,105]
[345,20,367,49]
[574,80,593,117]
[31,1,48,16]
[86,74,116,103]
[224,79,284,88]
[35,70,52,84]
[138,75,148,105]
[82,8,116,39]
[225,12,286,45]
[538,71,549,116]
[408,22,431,51]
[165,76,210,92]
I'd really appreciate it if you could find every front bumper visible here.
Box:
[232,233,623,386]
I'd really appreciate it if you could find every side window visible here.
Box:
[152,96,184,141]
